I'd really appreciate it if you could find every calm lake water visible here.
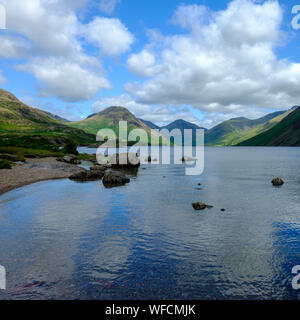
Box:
[1,147,300,300]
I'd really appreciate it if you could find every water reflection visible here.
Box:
[0,147,300,299]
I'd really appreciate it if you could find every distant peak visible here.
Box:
[101,106,130,113]
[86,106,132,119]
[230,117,249,121]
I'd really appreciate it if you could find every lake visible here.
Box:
[1,147,300,300]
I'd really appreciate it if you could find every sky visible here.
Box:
[0,0,300,128]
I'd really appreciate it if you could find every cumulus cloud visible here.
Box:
[19,57,111,102]
[127,49,164,77]
[84,17,134,56]
[170,4,210,32]
[99,0,122,15]
[126,0,298,120]
[1,0,133,102]
[0,36,30,58]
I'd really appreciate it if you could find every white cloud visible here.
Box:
[170,4,209,33]
[1,0,133,102]
[99,0,122,15]
[0,36,29,58]
[126,0,299,121]
[127,49,164,77]
[19,57,111,102]
[84,17,134,56]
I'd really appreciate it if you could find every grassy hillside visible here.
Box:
[69,106,168,145]
[205,111,288,146]
[0,89,95,150]
[238,107,300,146]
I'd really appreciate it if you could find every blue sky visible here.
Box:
[0,0,300,128]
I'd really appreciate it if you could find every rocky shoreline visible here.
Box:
[0,157,86,196]
[0,152,139,196]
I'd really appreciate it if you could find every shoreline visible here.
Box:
[0,157,85,196]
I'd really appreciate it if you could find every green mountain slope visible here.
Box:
[0,89,95,149]
[238,107,300,146]
[69,106,168,145]
[205,111,288,146]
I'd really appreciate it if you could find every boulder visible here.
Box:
[272,177,284,186]
[102,171,130,187]
[145,156,152,162]
[57,155,81,165]
[192,202,214,211]
[69,170,105,181]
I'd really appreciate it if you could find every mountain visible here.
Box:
[138,118,207,146]
[161,119,206,132]
[159,119,206,146]
[205,111,287,146]
[69,106,167,145]
[37,109,69,122]
[0,89,95,149]
[139,119,161,130]
[238,106,300,146]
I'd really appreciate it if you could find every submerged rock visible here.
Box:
[69,170,105,181]
[192,202,214,211]
[272,177,284,186]
[102,171,130,187]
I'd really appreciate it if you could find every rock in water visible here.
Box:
[192,202,214,211]
[272,177,284,186]
[145,156,152,162]
[102,171,130,187]
[69,170,105,181]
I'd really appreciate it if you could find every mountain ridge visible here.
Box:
[238,107,300,146]
[69,106,168,145]
[0,88,95,149]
